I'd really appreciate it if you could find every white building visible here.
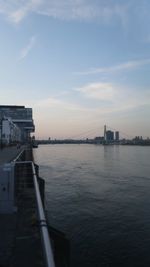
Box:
[0,105,34,143]
[1,117,21,145]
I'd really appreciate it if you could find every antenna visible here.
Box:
[104,125,106,141]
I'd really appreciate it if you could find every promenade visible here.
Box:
[0,146,44,267]
[0,146,23,165]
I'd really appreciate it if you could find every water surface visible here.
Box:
[34,144,150,267]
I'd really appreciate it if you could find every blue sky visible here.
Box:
[0,0,150,139]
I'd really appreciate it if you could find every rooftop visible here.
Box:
[0,105,25,109]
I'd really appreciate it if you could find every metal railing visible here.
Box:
[31,162,55,267]
[13,151,55,267]
[13,149,25,162]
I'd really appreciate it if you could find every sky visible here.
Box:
[0,0,150,139]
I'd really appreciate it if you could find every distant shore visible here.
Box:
[35,140,150,146]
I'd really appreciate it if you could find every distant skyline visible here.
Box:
[0,0,150,139]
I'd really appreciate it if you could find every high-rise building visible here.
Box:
[106,130,114,142]
[115,131,119,141]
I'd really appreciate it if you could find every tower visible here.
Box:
[104,125,106,141]
[115,131,119,141]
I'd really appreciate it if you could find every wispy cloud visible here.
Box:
[75,81,150,112]
[37,1,128,25]
[35,97,61,108]
[0,0,42,24]
[19,35,36,60]
[74,58,150,75]
[32,81,150,116]
[76,82,114,101]
[0,0,129,25]
[34,96,90,112]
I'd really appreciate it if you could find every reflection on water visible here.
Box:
[34,144,150,267]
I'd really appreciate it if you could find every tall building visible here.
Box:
[106,130,114,142]
[104,125,107,141]
[0,105,34,143]
[115,131,119,141]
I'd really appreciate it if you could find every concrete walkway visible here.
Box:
[0,146,45,267]
[0,146,23,266]
[0,213,17,266]
[0,146,23,165]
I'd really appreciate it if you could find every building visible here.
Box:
[1,117,21,145]
[106,130,114,142]
[94,136,104,144]
[0,105,34,144]
[115,131,119,141]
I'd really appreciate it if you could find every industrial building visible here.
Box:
[0,105,34,146]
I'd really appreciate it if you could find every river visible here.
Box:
[34,144,150,267]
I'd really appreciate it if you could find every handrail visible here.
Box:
[14,159,55,267]
[31,162,55,267]
[13,149,25,162]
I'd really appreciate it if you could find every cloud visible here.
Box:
[30,88,150,140]
[0,0,128,25]
[34,96,90,112]
[75,81,150,113]
[37,1,127,24]
[35,97,61,107]
[76,82,114,101]
[19,35,36,60]
[0,0,42,23]
[75,58,150,75]
[31,82,150,120]
[11,0,42,23]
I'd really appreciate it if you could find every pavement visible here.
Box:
[0,146,45,267]
[0,146,24,165]
[0,213,17,266]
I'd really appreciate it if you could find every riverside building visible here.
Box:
[0,105,34,145]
